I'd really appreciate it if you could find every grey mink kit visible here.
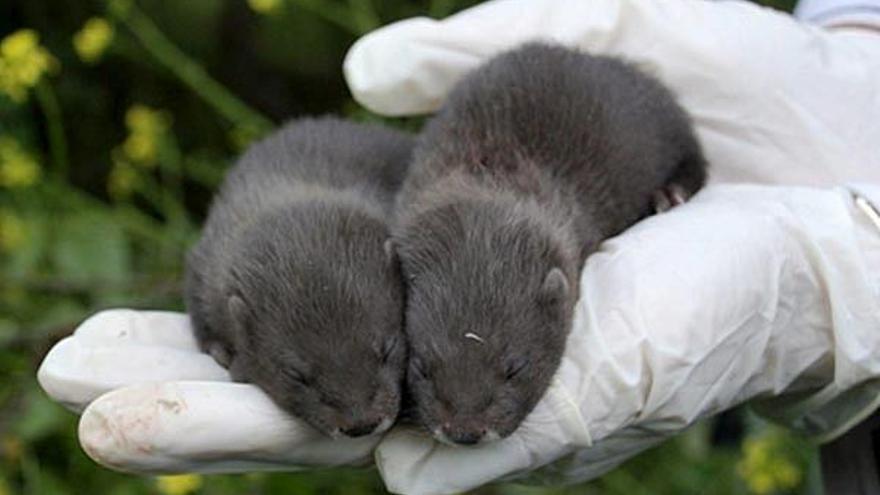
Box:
[185,117,413,438]
[394,42,707,445]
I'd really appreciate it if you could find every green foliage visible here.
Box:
[0,0,816,493]
[52,211,130,284]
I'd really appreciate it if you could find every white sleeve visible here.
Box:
[795,0,880,28]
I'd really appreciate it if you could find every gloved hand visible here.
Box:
[341,0,880,492]
[344,0,880,186]
[37,310,380,473]
[372,183,880,494]
[37,184,880,491]
[36,0,880,493]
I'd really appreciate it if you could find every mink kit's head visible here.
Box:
[227,203,406,438]
[396,198,577,445]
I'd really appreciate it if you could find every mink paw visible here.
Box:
[653,184,689,213]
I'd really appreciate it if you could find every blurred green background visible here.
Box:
[1,0,818,494]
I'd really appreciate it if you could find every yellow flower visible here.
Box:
[0,210,26,253]
[248,0,282,14]
[0,136,41,188]
[125,105,173,139]
[73,18,114,64]
[737,429,803,495]
[156,474,203,495]
[123,133,156,164]
[0,29,58,102]
[120,104,171,166]
[742,438,769,465]
[746,471,774,495]
[107,160,138,199]
[776,461,802,487]
[1,436,21,463]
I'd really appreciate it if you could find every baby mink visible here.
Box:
[185,117,413,438]
[394,42,707,445]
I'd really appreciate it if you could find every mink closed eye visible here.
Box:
[380,338,399,363]
[282,366,308,384]
[505,358,529,380]
[411,358,431,379]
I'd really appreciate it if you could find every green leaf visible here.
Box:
[15,390,71,442]
[4,212,48,278]
[0,317,18,347]
[51,211,131,285]
[28,299,87,338]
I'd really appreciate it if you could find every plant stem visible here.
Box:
[600,468,654,495]
[134,168,189,228]
[182,154,226,189]
[429,0,457,18]
[346,0,381,34]
[33,80,69,182]
[21,449,42,495]
[111,3,274,134]
[41,180,169,244]
[10,273,181,295]
[158,134,187,222]
[289,0,369,35]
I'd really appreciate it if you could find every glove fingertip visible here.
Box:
[344,17,451,116]
[78,399,124,470]
[36,337,88,412]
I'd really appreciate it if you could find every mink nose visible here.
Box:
[443,427,486,445]
[341,419,381,438]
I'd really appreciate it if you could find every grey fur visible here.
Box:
[185,117,413,438]
[396,42,707,445]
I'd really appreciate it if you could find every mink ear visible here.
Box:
[384,238,398,264]
[539,267,569,305]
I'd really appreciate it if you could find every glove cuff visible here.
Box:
[794,0,880,30]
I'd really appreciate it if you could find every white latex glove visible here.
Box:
[343,0,880,187]
[339,0,880,492]
[373,183,880,494]
[36,185,880,490]
[37,311,380,473]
